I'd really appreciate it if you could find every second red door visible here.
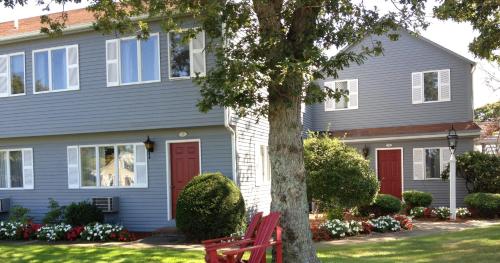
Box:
[170,142,200,218]
[377,149,402,199]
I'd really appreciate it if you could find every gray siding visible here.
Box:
[349,137,474,207]
[0,23,224,139]
[232,113,271,215]
[309,31,474,131]
[0,126,232,231]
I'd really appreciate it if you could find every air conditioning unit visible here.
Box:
[0,198,10,213]
[92,197,119,213]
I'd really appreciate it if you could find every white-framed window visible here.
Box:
[413,147,451,180]
[67,143,148,189]
[0,148,34,190]
[255,144,271,186]
[33,45,79,93]
[168,30,206,79]
[0,52,26,97]
[106,33,160,87]
[324,79,358,111]
[412,69,450,104]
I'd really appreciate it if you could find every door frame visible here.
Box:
[375,147,404,196]
[166,139,202,220]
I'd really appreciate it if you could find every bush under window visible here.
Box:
[64,201,104,226]
[403,190,433,208]
[176,172,246,241]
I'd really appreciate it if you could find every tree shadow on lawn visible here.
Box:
[317,225,500,263]
[0,244,205,263]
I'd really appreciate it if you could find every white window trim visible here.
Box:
[74,143,148,189]
[32,45,80,94]
[0,148,33,190]
[419,69,451,104]
[420,147,448,180]
[324,79,358,111]
[107,33,161,87]
[167,29,206,80]
[0,52,26,97]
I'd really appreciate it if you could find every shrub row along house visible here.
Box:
[0,9,478,231]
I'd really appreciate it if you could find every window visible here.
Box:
[324,79,358,111]
[424,148,440,179]
[413,147,451,180]
[106,33,160,86]
[33,45,79,93]
[67,143,147,188]
[412,69,450,104]
[168,30,206,79]
[0,148,34,189]
[0,52,25,97]
[255,144,271,185]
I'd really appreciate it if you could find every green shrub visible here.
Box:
[442,151,500,193]
[64,201,104,226]
[403,191,433,208]
[464,193,500,218]
[43,198,65,224]
[360,194,402,216]
[409,207,425,218]
[8,206,31,224]
[304,133,379,211]
[176,172,246,241]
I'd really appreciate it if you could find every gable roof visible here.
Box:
[339,29,475,65]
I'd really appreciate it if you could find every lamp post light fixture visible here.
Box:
[447,125,459,220]
[144,136,155,159]
[362,145,370,159]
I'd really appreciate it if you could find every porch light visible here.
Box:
[362,145,370,159]
[144,136,155,159]
[447,125,459,154]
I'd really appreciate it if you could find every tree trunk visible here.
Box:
[268,95,319,263]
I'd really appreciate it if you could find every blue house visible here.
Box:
[0,9,271,231]
[304,30,480,206]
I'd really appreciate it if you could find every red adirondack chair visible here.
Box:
[203,212,263,254]
[205,212,282,263]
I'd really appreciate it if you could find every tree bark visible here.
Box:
[268,95,320,263]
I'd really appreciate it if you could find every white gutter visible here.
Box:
[224,107,238,185]
[341,131,481,143]
[0,22,95,45]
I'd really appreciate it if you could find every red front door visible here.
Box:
[377,149,402,199]
[170,142,200,218]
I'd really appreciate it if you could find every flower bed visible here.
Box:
[408,206,472,221]
[312,214,413,241]
[0,221,134,242]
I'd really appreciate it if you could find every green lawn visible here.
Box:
[0,225,498,263]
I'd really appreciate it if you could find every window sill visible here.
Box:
[0,188,31,190]
[76,186,148,189]
[33,88,79,95]
[169,76,192,80]
[325,107,358,112]
[415,99,451,104]
[108,79,161,87]
[0,93,26,98]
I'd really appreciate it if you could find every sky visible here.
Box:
[0,1,498,108]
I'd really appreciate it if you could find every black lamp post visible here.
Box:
[144,136,155,159]
[362,145,370,159]
[447,125,459,154]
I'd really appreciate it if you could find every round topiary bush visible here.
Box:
[176,172,246,241]
[64,201,104,226]
[360,194,402,216]
[403,190,433,208]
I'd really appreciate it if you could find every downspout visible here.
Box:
[224,107,238,186]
